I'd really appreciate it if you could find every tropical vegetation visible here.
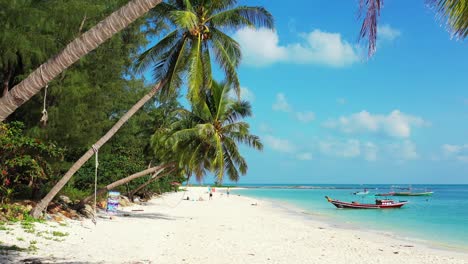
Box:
[1,0,271,220]
[152,80,263,183]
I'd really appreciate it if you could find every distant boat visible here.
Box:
[325,196,408,209]
[375,192,395,196]
[392,191,433,196]
[353,191,370,195]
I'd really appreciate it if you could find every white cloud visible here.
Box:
[378,24,401,41]
[319,139,361,158]
[296,111,316,123]
[296,152,313,161]
[387,140,419,160]
[233,28,287,66]
[264,135,296,153]
[442,144,468,162]
[324,110,427,138]
[363,142,378,161]
[272,93,291,112]
[234,28,359,67]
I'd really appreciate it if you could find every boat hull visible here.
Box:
[375,192,395,196]
[325,196,407,209]
[393,192,433,196]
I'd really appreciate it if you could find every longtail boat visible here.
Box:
[392,191,433,196]
[375,192,395,196]
[325,196,408,209]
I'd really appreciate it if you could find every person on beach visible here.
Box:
[209,191,213,200]
[227,187,230,197]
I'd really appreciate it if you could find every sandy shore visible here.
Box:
[1,186,467,264]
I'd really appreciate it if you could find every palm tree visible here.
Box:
[79,164,172,206]
[30,0,274,218]
[136,0,274,102]
[30,80,166,218]
[153,80,263,182]
[0,0,163,121]
[359,0,468,57]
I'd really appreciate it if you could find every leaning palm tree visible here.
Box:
[30,0,274,218]
[153,80,263,182]
[0,0,163,121]
[136,0,274,102]
[359,0,468,56]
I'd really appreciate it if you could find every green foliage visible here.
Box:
[51,231,68,237]
[2,0,266,206]
[137,0,274,102]
[152,80,262,183]
[0,203,43,223]
[4,0,170,202]
[0,122,63,203]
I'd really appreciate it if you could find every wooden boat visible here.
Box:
[392,191,433,196]
[325,196,408,209]
[375,192,395,196]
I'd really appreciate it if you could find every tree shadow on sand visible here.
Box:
[0,244,92,263]
[117,212,177,220]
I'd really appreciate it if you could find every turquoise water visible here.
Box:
[235,184,468,249]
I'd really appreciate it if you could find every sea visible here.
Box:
[234,184,468,250]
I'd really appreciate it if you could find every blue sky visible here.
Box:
[152,1,468,184]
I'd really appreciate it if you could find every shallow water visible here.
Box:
[235,184,468,249]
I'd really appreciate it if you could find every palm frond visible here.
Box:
[228,132,263,151]
[429,0,468,39]
[134,29,180,74]
[149,2,179,27]
[207,0,238,14]
[224,100,252,124]
[152,36,190,97]
[210,30,240,94]
[208,6,274,30]
[201,41,213,91]
[210,28,241,68]
[187,35,204,103]
[169,10,199,31]
[358,0,383,57]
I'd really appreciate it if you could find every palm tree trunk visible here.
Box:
[79,165,171,206]
[30,81,165,218]
[129,168,175,197]
[0,0,162,121]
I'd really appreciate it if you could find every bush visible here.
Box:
[0,122,63,203]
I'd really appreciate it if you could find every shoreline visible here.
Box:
[245,193,468,254]
[236,189,468,253]
[1,187,467,263]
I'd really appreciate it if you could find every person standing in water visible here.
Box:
[227,187,230,197]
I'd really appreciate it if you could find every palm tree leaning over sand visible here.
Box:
[152,80,263,183]
[359,0,468,57]
[0,0,163,121]
[30,0,273,218]
[135,0,273,102]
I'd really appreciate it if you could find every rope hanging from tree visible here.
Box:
[91,144,99,225]
[39,66,48,126]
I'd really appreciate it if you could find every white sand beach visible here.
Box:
[1,187,468,264]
